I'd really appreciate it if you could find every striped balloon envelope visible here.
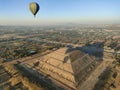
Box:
[29,2,40,17]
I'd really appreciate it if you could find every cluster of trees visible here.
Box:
[94,67,118,90]
[0,38,62,60]
[0,26,120,61]
[108,41,120,51]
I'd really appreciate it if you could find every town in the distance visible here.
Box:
[0,24,120,90]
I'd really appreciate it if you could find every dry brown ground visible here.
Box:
[114,66,120,90]
[0,64,45,90]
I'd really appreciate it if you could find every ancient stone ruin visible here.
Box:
[34,47,100,90]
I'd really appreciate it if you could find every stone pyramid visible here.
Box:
[36,47,98,90]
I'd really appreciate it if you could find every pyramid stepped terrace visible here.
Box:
[25,47,100,90]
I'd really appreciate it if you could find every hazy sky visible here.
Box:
[0,0,120,25]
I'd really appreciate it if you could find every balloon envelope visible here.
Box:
[29,2,40,17]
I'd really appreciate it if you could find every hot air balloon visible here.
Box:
[29,2,40,17]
